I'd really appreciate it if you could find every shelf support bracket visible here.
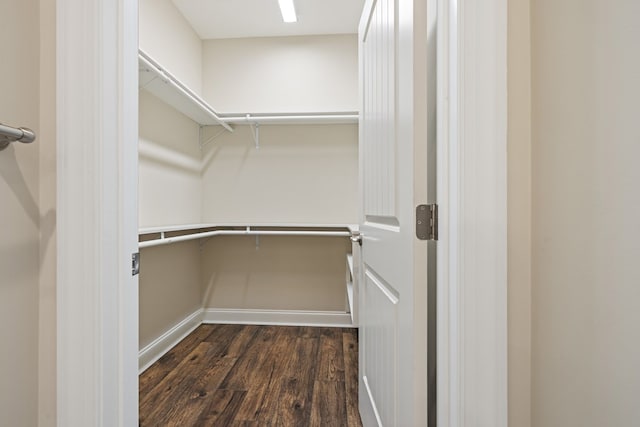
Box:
[247,114,260,149]
[199,125,228,150]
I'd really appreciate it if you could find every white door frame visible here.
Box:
[55,0,507,425]
[56,0,139,425]
[437,0,508,426]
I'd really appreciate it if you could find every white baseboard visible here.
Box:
[138,309,203,374]
[202,308,354,328]
[138,308,353,374]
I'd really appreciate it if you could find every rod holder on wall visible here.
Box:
[0,122,36,151]
[247,114,260,150]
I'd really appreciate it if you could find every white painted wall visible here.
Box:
[139,91,203,228]
[139,0,203,95]
[0,0,40,425]
[201,124,358,224]
[531,1,640,425]
[201,236,350,312]
[202,35,358,113]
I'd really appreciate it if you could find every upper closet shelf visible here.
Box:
[219,112,359,126]
[138,50,233,131]
[139,50,359,128]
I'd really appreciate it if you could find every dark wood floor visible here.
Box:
[140,324,363,427]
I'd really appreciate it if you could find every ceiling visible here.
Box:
[172,0,366,40]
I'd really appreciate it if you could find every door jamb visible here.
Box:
[56,0,139,425]
[436,0,508,426]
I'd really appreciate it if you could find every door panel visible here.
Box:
[361,0,396,218]
[362,269,399,426]
[358,0,430,425]
[359,0,428,426]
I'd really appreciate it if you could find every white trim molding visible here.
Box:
[202,308,354,328]
[138,310,204,374]
[57,0,139,425]
[437,0,508,426]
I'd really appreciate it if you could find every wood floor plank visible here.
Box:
[140,341,213,419]
[139,324,217,396]
[139,324,362,427]
[310,380,348,427]
[274,337,320,426]
[343,329,363,427]
[252,328,306,425]
[315,328,346,382]
[230,327,298,423]
[203,323,259,358]
[148,357,238,426]
[141,346,238,425]
[227,421,260,427]
[219,326,280,391]
[194,389,247,426]
[221,324,261,358]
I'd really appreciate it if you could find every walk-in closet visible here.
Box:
[137,0,363,424]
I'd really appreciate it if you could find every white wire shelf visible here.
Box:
[139,223,358,249]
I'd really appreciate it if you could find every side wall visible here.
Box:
[138,0,205,352]
[531,1,640,425]
[139,241,202,349]
[0,0,41,425]
[139,91,202,228]
[202,35,358,113]
[138,93,204,352]
[139,0,203,95]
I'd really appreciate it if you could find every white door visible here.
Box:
[358,0,432,426]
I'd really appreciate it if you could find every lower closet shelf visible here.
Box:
[139,223,357,248]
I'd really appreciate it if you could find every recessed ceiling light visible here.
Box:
[278,0,297,23]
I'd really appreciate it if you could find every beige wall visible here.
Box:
[138,0,206,352]
[0,0,40,424]
[201,124,359,224]
[138,92,204,350]
[139,242,203,349]
[38,0,57,424]
[507,0,532,425]
[139,0,203,95]
[139,91,203,228]
[202,35,358,113]
[531,1,640,426]
[202,236,350,311]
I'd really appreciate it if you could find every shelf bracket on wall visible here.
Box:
[247,115,260,150]
[199,125,227,150]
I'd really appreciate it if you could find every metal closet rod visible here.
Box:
[0,122,36,151]
[139,227,352,249]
